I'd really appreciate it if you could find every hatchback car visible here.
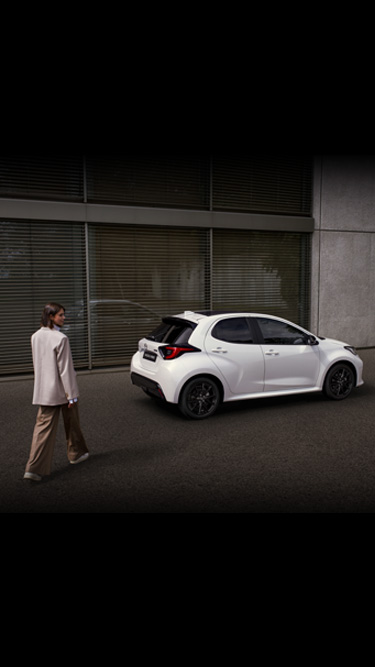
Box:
[131,311,364,419]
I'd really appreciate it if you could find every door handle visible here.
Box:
[265,350,279,356]
[212,348,228,354]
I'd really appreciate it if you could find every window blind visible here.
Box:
[212,229,311,328]
[86,156,210,209]
[0,221,311,376]
[0,156,84,202]
[212,155,313,215]
[88,224,211,366]
[0,220,88,375]
[0,155,313,215]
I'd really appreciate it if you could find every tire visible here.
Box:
[179,376,221,420]
[324,363,355,400]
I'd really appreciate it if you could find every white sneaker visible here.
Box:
[24,472,42,482]
[70,453,89,465]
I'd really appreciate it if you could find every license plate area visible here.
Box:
[143,350,157,363]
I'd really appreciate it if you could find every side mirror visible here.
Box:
[307,335,319,346]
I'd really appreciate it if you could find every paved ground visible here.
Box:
[1,349,375,513]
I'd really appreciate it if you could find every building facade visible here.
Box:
[1,154,370,377]
[311,155,375,348]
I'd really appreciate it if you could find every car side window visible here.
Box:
[256,318,308,345]
[212,318,254,344]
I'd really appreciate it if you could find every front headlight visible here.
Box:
[344,346,358,356]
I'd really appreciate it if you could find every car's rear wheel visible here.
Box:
[179,376,221,419]
[324,363,355,400]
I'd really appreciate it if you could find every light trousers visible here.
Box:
[25,403,89,477]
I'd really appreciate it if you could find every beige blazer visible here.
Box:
[31,327,80,406]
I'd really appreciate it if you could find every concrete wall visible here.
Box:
[311,156,375,347]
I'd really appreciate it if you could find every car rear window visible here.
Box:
[146,319,196,345]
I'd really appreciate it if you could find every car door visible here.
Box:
[204,317,265,395]
[255,317,320,391]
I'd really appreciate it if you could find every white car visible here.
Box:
[131,311,364,419]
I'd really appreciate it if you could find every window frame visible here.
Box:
[253,317,310,346]
[211,317,257,345]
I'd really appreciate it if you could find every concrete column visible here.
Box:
[312,155,375,347]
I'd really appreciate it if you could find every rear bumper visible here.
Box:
[131,372,166,400]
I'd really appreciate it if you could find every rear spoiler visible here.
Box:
[162,316,197,327]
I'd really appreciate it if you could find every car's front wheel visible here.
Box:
[324,363,355,400]
[179,376,221,419]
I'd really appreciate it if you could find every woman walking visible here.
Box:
[24,303,89,482]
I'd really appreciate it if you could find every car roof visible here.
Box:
[169,312,314,340]
[174,311,287,324]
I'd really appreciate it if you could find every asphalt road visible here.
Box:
[2,349,375,513]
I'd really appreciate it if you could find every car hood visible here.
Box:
[320,336,350,348]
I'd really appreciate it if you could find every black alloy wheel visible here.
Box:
[324,364,355,400]
[179,377,221,419]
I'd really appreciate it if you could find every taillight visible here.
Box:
[159,345,201,360]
